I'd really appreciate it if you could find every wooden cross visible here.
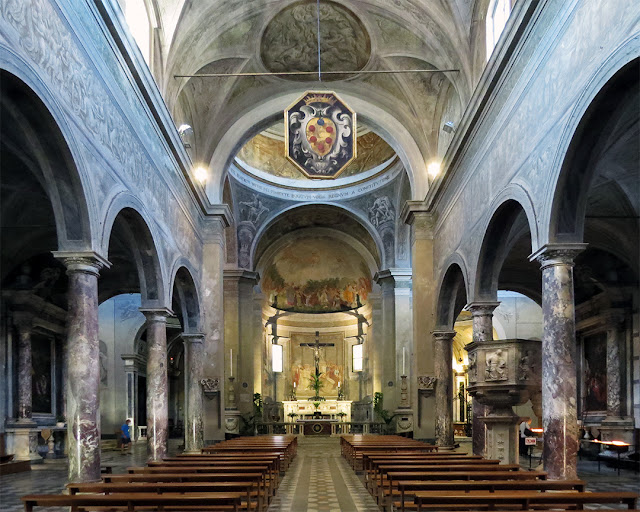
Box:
[300,331,335,374]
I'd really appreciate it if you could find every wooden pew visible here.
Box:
[22,492,243,511]
[412,490,638,511]
[68,481,262,512]
[375,463,521,500]
[394,479,586,512]
[148,458,280,488]
[127,465,275,498]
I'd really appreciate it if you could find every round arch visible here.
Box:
[169,263,202,333]
[101,199,168,308]
[435,259,470,330]
[473,194,536,302]
[0,58,94,252]
[542,45,639,245]
[250,202,385,271]
[205,91,429,203]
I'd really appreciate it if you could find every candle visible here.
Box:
[402,347,406,375]
[230,349,233,377]
[293,381,296,388]
[338,381,341,388]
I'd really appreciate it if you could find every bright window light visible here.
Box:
[352,343,363,372]
[124,0,151,65]
[272,343,283,373]
[486,0,512,60]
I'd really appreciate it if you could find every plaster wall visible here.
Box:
[97,294,145,436]
[432,0,639,293]
[0,0,204,310]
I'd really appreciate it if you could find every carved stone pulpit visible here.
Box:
[465,339,541,464]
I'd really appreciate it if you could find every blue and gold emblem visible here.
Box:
[285,91,356,179]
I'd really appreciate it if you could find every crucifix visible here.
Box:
[300,331,335,375]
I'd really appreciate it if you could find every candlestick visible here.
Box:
[402,347,406,375]
[230,349,233,377]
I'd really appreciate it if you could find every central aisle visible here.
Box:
[268,437,379,512]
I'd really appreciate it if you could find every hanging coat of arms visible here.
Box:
[285,91,356,179]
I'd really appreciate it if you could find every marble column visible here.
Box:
[468,302,500,457]
[13,312,34,423]
[433,331,455,447]
[54,251,109,483]
[183,333,205,453]
[531,243,586,480]
[141,308,171,462]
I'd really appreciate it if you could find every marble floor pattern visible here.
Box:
[1,438,638,511]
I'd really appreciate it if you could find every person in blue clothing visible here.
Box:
[120,418,132,454]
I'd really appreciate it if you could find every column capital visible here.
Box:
[12,310,34,330]
[401,201,435,239]
[374,268,412,286]
[467,302,501,316]
[181,333,206,344]
[202,209,232,245]
[432,330,456,341]
[603,308,626,327]
[529,243,587,268]
[203,204,233,227]
[139,308,174,323]
[223,269,260,284]
[53,251,111,275]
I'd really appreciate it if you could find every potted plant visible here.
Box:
[287,412,298,422]
[55,414,66,428]
[312,402,322,418]
[337,411,347,422]
[373,392,397,434]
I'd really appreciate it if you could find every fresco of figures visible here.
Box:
[262,236,372,313]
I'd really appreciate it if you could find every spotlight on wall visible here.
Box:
[193,166,209,184]
[442,121,456,134]
[427,161,441,179]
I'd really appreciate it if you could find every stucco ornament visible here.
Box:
[286,92,356,178]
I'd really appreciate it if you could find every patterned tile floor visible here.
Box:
[0,438,638,511]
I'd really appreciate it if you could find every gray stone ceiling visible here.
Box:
[149,0,479,192]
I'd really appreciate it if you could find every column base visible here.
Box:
[5,429,43,464]
[481,408,520,465]
[394,408,414,434]
[224,409,242,435]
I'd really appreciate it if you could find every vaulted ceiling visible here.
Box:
[149,0,481,183]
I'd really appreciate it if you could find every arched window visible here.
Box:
[486,0,512,60]
[123,0,152,66]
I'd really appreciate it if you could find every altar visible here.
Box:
[283,399,352,421]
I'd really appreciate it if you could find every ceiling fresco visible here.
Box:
[260,1,371,81]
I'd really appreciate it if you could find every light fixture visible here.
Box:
[177,124,192,136]
[442,121,456,134]
[193,166,208,184]
[427,161,441,178]
[272,343,283,373]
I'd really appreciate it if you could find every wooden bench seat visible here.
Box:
[392,480,586,512]
[68,481,262,512]
[22,492,243,512]
[412,490,638,511]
